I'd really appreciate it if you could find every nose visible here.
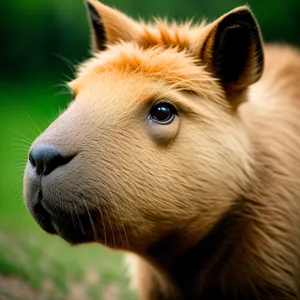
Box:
[29,144,74,176]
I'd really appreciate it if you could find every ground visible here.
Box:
[0,82,137,300]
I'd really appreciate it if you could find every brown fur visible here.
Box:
[23,1,300,299]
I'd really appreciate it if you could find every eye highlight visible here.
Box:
[149,101,178,125]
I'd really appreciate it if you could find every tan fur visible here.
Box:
[24,1,300,299]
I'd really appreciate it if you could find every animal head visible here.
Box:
[24,0,263,253]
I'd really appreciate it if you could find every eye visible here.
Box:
[149,101,177,125]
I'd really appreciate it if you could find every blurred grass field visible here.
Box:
[0,81,137,300]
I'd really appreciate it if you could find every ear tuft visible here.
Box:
[201,7,264,94]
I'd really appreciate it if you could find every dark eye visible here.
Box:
[149,101,177,125]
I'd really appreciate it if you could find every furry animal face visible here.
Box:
[24,0,263,253]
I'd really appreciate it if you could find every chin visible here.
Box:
[26,196,101,245]
[24,163,102,245]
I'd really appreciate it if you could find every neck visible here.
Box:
[143,196,293,299]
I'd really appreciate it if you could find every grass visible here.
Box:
[0,81,137,299]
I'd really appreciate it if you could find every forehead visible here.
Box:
[70,43,222,99]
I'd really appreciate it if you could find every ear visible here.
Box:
[85,0,141,51]
[200,6,264,95]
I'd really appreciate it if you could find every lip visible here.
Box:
[31,201,58,234]
[29,196,101,245]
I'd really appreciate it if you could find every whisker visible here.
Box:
[104,208,116,248]
[54,90,73,97]
[103,175,131,250]
[10,129,34,144]
[11,138,33,146]
[102,180,126,249]
[69,210,78,242]
[74,205,85,236]
[103,169,140,244]
[98,208,107,247]
[52,53,76,76]
[82,197,97,241]
[11,146,31,154]
[86,177,111,247]
[25,112,42,135]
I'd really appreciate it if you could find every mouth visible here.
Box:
[32,204,57,234]
[23,147,105,245]
[28,192,101,245]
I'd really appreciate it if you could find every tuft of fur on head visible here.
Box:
[77,43,225,106]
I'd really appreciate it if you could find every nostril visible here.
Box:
[29,152,36,167]
[45,154,73,175]
[29,144,75,176]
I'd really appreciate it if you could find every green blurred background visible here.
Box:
[0,0,299,299]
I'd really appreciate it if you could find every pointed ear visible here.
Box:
[200,6,264,95]
[85,0,142,51]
